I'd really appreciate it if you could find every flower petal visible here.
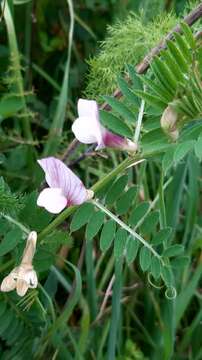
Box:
[1,273,16,292]
[23,269,38,289]
[21,231,37,265]
[16,279,29,297]
[37,157,88,206]
[77,98,99,118]
[72,116,104,147]
[37,187,67,214]
[103,130,137,152]
[72,99,104,148]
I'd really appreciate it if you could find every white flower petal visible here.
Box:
[1,273,16,292]
[73,99,104,148]
[23,269,38,289]
[72,116,101,144]
[37,188,67,214]
[77,99,99,118]
[21,231,37,265]
[16,279,29,297]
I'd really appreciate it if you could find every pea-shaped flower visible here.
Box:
[1,231,38,297]
[37,157,93,214]
[72,99,137,152]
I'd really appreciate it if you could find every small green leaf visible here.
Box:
[194,136,202,161]
[43,230,72,246]
[117,77,140,106]
[105,175,128,205]
[126,235,139,264]
[19,191,52,231]
[152,58,177,92]
[134,90,166,110]
[100,220,116,252]
[171,256,190,269]
[85,211,105,241]
[140,211,159,234]
[163,244,184,258]
[70,203,94,232]
[174,32,192,63]
[161,265,173,287]
[0,95,23,120]
[129,202,150,226]
[116,186,138,215]
[151,257,161,280]
[152,227,172,246]
[167,40,188,73]
[162,147,175,173]
[162,50,185,83]
[180,22,195,49]
[139,247,151,272]
[174,141,195,163]
[0,228,22,256]
[141,75,172,103]
[100,110,133,138]
[127,64,142,90]
[114,228,127,259]
[102,96,134,123]
[0,302,6,317]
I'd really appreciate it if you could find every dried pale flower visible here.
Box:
[1,231,38,297]
[37,157,94,214]
[72,99,137,152]
[160,106,179,140]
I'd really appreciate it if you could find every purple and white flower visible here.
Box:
[37,157,93,214]
[72,99,137,152]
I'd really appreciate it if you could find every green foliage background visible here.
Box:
[0,0,201,359]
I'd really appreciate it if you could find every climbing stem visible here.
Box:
[92,199,162,261]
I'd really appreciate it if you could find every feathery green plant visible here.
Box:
[85,12,177,99]
[0,1,202,360]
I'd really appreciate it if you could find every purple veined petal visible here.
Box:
[103,130,137,152]
[37,157,88,209]
[37,188,67,214]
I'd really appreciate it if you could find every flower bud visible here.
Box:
[160,106,179,140]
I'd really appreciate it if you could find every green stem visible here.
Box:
[43,0,74,155]
[24,0,33,88]
[92,199,162,261]
[134,97,145,144]
[85,240,97,321]
[159,170,167,229]
[1,213,30,234]
[107,258,123,360]
[3,1,33,140]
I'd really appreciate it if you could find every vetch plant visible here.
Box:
[0,2,202,360]
[37,157,94,214]
[72,99,137,151]
[1,231,38,297]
